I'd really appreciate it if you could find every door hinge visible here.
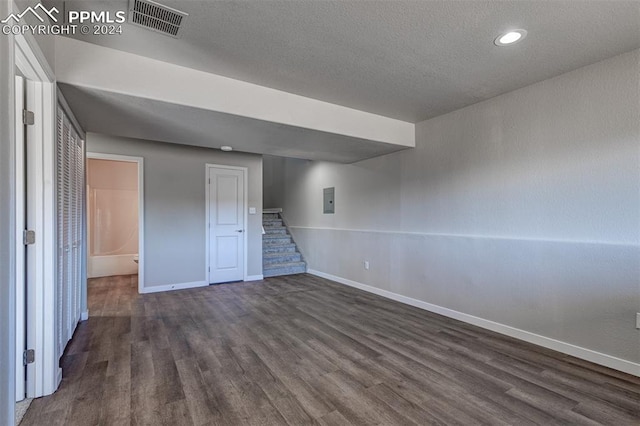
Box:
[22,110,35,126]
[23,229,35,245]
[23,349,35,365]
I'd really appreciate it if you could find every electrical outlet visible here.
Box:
[364,261,370,270]
[636,313,640,330]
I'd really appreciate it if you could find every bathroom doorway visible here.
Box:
[86,154,144,292]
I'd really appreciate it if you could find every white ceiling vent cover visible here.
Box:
[129,0,188,38]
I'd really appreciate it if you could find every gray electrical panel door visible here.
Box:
[323,187,335,214]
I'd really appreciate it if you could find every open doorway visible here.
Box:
[86,154,144,294]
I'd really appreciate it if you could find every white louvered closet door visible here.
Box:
[56,106,84,359]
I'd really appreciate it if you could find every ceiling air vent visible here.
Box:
[129,0,188,38]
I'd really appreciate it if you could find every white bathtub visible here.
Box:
[88,254,139,278]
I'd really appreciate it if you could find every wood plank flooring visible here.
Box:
[21,274,640,425]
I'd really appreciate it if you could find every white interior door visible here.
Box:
[208,166,245,284]
[15,75,26,402]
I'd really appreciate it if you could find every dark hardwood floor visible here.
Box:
[21,274,640,425]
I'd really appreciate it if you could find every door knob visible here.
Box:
[236,230,243,233]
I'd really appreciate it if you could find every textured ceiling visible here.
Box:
[55,0,640,122]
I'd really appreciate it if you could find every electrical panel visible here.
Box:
[323,187,335,214]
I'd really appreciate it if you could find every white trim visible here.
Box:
[40,80,58,396]
[87,153,144,293]
[11,1,54,81]
[80,311,89,321]
[14,34,52,82]
[24,80,41,397]
[245,275,264,281]
[205,167,209,283]
[14,31,58,398]
[308,269,640,377]
[205,164,249,284]
[14,75,25,403]
[289,226,637,248]
[140,281,208,294]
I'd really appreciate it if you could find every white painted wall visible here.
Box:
[265,50,640,371]
[87,133,263,289]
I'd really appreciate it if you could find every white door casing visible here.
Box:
[85,152,144,293]
[208,165,246,284]
[15,28,60,399]
[15,75,26,402]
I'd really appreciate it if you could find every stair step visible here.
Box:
[264,228,287,235]
[263,252,302,265]
[263,261,307,278]
[263,219,283,227]
[262,210,304,277]
[263,243,297,254]
[263,235,292,245]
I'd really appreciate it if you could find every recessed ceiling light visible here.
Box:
[495,29,527,46]
[220,146,233,152]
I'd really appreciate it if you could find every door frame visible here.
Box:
[205,164,248,284]
[14,74,25,402]
[14,30,58,397]
[86,153,145,294]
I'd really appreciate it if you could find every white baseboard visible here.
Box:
[80,310,89,321]
[308,269,640,377]
[246,274,264,281]
[141,280,208,294]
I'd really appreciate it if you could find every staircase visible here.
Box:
[263,210,306,277]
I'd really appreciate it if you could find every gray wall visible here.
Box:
[87,133,263,288]
[0,0,16,422]
[265,50,640,364]
[263,154,288,209]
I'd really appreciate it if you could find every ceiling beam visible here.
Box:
[54,37,414,149]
